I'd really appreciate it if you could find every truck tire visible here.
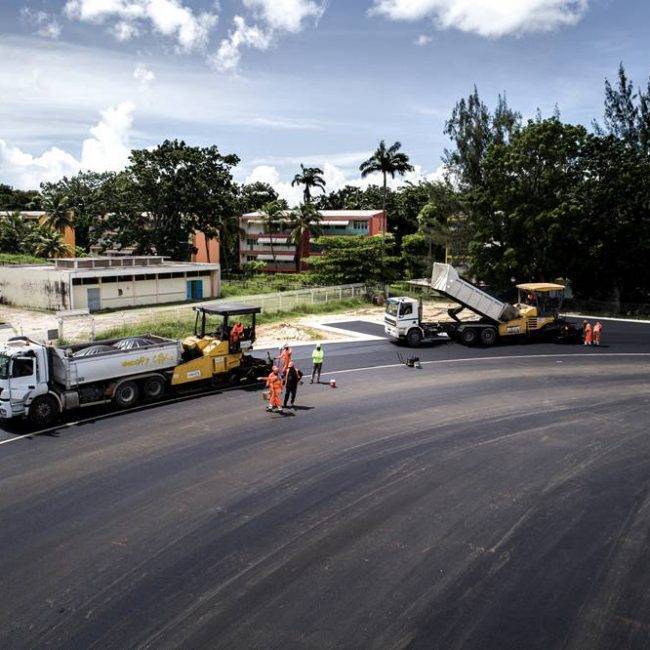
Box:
[142,376,166,401]
[480,327,497,346]
[114,381,139,408]
[460,328,478,346]
[407,328,423,347]
[28,395,59,428]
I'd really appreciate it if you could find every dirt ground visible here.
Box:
[0,300,473,346]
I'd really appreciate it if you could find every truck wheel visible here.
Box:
[114,381,139,408]
[480,328,497,346]
[142,376,166,401]
[407,329,423,347]
[460,328,478,346]
[28,395,59,428]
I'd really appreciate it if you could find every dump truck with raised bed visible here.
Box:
[0,302,271,426]
[385,263,580,347]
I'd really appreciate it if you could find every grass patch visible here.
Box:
[95,297,370,342]
[221,273,314,297]
[0,253,47,265]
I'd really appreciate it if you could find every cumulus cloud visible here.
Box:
[212,16,272,73]
[64,0,217,51]
[213,0,325,72]
[21,8,62,39]
[415,34,431,46]
[0,101,135,189]
[370,0,589,37]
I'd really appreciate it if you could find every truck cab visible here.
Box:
[0,339,54,422]
[384,297,443,347]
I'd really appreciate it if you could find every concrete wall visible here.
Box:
[0,267,71,310]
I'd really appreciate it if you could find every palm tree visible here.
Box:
[359,140,414,212]
[41,193,74,231]
[289,203,322,272]
[29,224,72,258]
[291,164,326,203]
[259,200,286,271]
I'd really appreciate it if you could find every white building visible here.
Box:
[0,256,220,312]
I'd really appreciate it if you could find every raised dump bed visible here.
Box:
[430,263,518,323]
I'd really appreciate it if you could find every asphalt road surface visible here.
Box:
[1,318,650,649]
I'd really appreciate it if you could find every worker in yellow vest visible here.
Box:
[310,344,324,384]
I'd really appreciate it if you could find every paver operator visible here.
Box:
[311,344,324,384]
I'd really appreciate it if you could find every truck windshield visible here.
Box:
[0,355,9,380]
[386,300,399,317]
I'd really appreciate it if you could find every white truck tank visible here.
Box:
[52,337,183,389]
[430,263,518,323]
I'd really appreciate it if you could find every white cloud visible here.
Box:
[415,34,431,46]
[21,8,62,39]
[134,63,156,86]
[80,101,135,171]
[213,0,325,72]
[0,101,135,189]
[212,16,272,73]
[243,0,325,33]
[64,0,218,51]
[370,0,589,37]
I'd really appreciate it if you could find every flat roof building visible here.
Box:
[0,256,221,312]
[240,209,387,273]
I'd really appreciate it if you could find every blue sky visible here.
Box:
[1,0,649,202]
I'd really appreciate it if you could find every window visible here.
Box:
[73,277,100,286]
[353,220,368,230]
[12,357,34,378]
[400,303,413,317]
[101,276,118,283]
[246,238,256,248]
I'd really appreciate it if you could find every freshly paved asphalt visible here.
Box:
[1,318,650,649]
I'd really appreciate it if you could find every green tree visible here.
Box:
[469,118,587,289]
[258,200,286,270]
[401,232,429,279]
[122,139,240,261]
[0,211,30,253]
[444,87,520,190]
[596,63,650,153]
[308,234,399,284]
[26,223,71,258]
[41,192,73,232]
[239,182,280,213]
[359,140,414,212]
[40,172,114,251]
[289,203,322,272]
[0,184,40,210]
[291,164,326,203]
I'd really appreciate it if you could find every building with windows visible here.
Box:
[239,209,387,272]
[0,256,220,312]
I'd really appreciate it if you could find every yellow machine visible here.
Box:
[171,303,270,386]
[497,282,568,338]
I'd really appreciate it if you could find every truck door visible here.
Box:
[7,357,37,407]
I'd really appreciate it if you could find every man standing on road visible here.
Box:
[311,344,324,384]
[265,366,283,412]
[283,362,303,409]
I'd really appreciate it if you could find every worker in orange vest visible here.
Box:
[593,321,603,346]
[278,345,293,376]
[584,322,593,346]
[265,366,283,412]
[229,321,244,351]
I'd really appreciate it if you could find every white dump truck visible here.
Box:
[0,335,183,426]
[385,263,580,347]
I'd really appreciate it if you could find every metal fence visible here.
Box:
[48,283,369,341]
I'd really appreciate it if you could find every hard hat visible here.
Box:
[329,379,336,388]
[272,365,279,372]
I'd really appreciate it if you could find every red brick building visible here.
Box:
[239,209,387,273]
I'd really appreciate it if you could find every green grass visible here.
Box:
[95,297,370,342]
[0,253,47,265]
[220,273,315,298]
